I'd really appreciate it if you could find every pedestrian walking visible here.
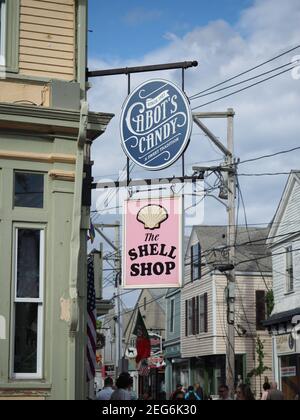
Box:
[195,383,205,400]
[267,382,284,401]
[170,384,184,400]
[185,386,201,401]
[96,377,114,400]
[218,384,233,401]
[174,391,185,400]
[261,382,271,400]
[110,372,133,401]
[236,384,255,401]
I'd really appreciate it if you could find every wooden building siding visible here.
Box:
[272,241,300,314]
[165,291,181,343]
[268,176,300,314]
[19,0,75,80]
[181,275,214,358]
[275,180,300,239]
[214,274,272,344]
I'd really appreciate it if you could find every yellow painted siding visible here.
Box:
[19,0,75,80]
[214,274,274,397]
[0,79,50,105]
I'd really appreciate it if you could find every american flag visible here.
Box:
[87,255,97,382]
[139,359,150,377]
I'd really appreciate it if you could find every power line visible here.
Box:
[191,60,298,101]
[93,158,223,182]
[236,175,271,292]
[239,149,300,165]
[192,65,296,110]
[189,44,300,99]
[236,246,300,268]
[101,292,167,327]
[238,172,292,177]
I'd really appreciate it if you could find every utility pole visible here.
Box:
[94,222,122,381]
[114,221,122,380]
[226,109,236,396]
[193,108,236,395]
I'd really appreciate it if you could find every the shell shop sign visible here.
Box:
[120,79,192,171]
[123,197,183,289]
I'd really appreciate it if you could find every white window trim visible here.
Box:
[0,0,6,66]
[11,227,45,380]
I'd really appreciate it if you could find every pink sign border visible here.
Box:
[122,196,183,289]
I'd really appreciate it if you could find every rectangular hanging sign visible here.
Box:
[123,196,183,289]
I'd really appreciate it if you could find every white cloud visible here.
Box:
[89,0,300,230]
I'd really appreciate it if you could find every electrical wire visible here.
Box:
[191,60,299,101]
[192,65,297,110]
[238,148,300,165]
[235,175,271,291]
[189,44,300,99]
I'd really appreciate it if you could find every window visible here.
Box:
[14,172,44,209]
[0,0,5,66]
[185,297,200,336]
[169,298,175,333]
[191,243,201,281]
[199,294,208,333]
[186,299,192,336]
[12,228,44,379]
[256,290,266,331]
[286,245,294,293]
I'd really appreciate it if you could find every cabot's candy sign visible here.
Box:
[120,79,192,171]
[123,197,183,289]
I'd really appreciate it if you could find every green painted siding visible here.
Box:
[0,135,78,399]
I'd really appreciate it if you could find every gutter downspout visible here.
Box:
[67,100,89,400]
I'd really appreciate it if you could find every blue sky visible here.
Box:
[88,0,253,61]
[88,0,300,303]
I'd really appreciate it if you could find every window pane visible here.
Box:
[170,300,174,333]
[188,300,193,335]
[200,296,205,333]
[286,246,294,292]
[192,244,201,281]
[14,303,38,374]
[14,172,44,208]
[17,229,40,298]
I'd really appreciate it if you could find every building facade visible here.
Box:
[124,289,167,399]
[180,226,273,398]
[0,0,113,400]
[164,288,190,399]
[265,171,300,400]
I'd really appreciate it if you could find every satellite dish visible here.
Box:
[125,347,137,359]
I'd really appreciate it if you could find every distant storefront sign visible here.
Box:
[120,79,192,171]
[104,364,115,377]
[276,334,296,355]
[148,356,165,369]
[281,366,297,378]
[150,333,163,356]
[123,196,183,289]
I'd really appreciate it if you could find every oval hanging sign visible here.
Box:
[120,79,192,171]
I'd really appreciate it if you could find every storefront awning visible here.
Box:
[264,307,300,327]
